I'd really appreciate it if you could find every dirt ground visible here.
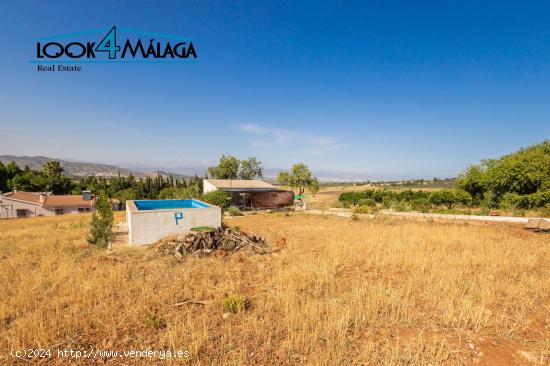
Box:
[1,212,549,365]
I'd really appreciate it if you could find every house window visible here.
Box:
[16,209,28,218]
[54,208,64,215]
[78,207,90,213]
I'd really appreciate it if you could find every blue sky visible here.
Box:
[0,1,549,179]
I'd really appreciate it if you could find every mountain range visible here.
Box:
[0,155,186,179]
[0,155,377,182]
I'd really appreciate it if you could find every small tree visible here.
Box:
[428,190,456,209]
[114,188,137,209]
[43,161,64,176]
[453,189,473,206]
[277,163,319,195]
[88,195,114,249]
[239,157,263,180]
[208,155,240,179]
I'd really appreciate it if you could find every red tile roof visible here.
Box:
[3,192,95,207]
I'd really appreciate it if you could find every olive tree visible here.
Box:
[277,163,319,195]
[239,157,263,180]
[208,155,240,179]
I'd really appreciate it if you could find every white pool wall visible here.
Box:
[126,199,221,245]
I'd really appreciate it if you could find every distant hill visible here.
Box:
[0,155,187,179]
[2,155,436,183]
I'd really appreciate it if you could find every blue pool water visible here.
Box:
[134,199,210,211]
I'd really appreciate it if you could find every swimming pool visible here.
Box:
[134,199,210,210]
[126,199,221,245]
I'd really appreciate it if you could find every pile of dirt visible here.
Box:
[157,227,273,258]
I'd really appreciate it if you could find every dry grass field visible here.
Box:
[1,212,549,365]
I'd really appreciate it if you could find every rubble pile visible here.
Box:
[157,227,272,258]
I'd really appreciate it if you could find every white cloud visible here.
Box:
[236,123,344,155]
[238,123,270,134]
[236,123,295,143]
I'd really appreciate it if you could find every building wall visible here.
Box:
[0,198,48,218]
[126,200,221,245]
[203,180,218,194]
[0,197,95,219]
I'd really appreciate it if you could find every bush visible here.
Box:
[145,312,167,330]
[339,192,365,205]
[480,191,499,208]
[226,206,243,216]
[527,189,550,208]
[223,294,248,313]
[500,192,522,209]
[428,190,457,209]
[88,195,114,249]
[453,189,473,206]
[202,191,229,210]
[381,195,394,208]
[393,201,410,212]
[410,197,431,213]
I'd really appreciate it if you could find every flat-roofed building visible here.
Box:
[203,179,293,209]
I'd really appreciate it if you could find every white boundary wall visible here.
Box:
[308,208,539,224]
[202,180,218,193]
[126,199,221,245]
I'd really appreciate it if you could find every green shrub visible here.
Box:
[428,190,457,209]
[87,195,113,249]
[410,197,431,213]
[145,312,167,330]
[223,294,248,313]
[340,189,431,207]
[453,189,473,206]
[202,190,229,210]
[480,191,499,208]
[393,201,410,212]
[381,196,394,208]
[500,192,522,209]
[226,206,243,216]
[527,189,550,208]
[351,213,360,221]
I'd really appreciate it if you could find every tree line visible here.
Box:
[0,160,206,208]
[1,154,322,207]
[456,140,549,209]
